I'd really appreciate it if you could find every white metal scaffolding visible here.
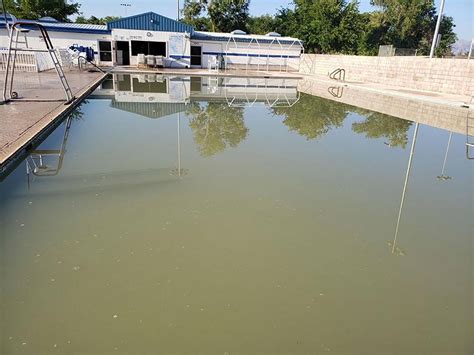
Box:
[223,77,300,108]
[223,34,304,73]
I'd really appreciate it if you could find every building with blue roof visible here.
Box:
[0,12,303,71]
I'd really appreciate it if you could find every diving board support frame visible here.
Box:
[1,21,74,105]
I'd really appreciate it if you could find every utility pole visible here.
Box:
[429,0,446,58]
[177,0,180,21]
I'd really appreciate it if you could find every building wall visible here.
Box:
[111,29,191,67]
[191,39,301,70]
[0,28,112,66]
[300,54,474,97]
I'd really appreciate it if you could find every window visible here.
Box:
[98,41,112,62]
[131,41,166,56]
[101,78,114,90]
[190,77,201,92]
[117,75,131,91]
[132,78,167,93]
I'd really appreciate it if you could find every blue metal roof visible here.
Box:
[107,12,194,33]
[0,17,110,34]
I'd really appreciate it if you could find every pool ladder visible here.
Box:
[329,68,346,82]
[2,21,74,104]
[467,99,474,159]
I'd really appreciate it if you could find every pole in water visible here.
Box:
[437,131,452,181]
[392,122,419,254]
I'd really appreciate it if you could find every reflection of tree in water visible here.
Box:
[68,99,88,122]
[352,110,412,148]
[272,93,349,140]
[187,102,249,157]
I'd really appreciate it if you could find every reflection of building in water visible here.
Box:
[190,76,300,107]
[91,74,300,112]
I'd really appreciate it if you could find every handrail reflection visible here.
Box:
[26,116,72,188]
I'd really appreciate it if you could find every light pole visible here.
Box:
[429,0,446,58]
[468,38,473,60]
[177,0,180,21]
[120,3,131,17]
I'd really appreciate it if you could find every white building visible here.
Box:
[0,12,303,71]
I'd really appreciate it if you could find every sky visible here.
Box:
[75,0,472,41]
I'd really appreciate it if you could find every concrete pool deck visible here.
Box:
[0,70,106,171]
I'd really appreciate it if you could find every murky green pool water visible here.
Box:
[0,75,472,355]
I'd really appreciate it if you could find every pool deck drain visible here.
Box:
[0,70,106,171]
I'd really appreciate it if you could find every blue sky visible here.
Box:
[76,0,472,40]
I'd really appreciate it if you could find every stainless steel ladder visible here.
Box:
[1,21,74,104]
[329,68,346,82]
[26,115,72,187]
[467,102,474,159]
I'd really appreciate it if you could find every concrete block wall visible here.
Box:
[298,78,471,135]
[300,54,474,97]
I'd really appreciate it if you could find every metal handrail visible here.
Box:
[77,55,106,73]
[26,115,72,179]
[328,86,344,98]
[329,68,346,82]
[467,104,474,159]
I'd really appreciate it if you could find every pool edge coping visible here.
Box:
[0,73,108,179]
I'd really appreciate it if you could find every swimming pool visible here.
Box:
[0,74,472,354]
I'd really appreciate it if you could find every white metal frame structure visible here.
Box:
[223,34,304,73]
[2,21,74,104]
[26,115,72,189]
[223,77,301,108]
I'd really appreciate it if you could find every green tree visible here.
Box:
[275,0,365,54]
[419,15,457,56]
[182,0,211,30]
[187,102,249,157]
[247,14,277,35]
[368,0,457,56]
[3,0,80,22]
[272,93,349,140]
[75,15,120,25]
[182,0,250,32]
[352,111,412,148]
